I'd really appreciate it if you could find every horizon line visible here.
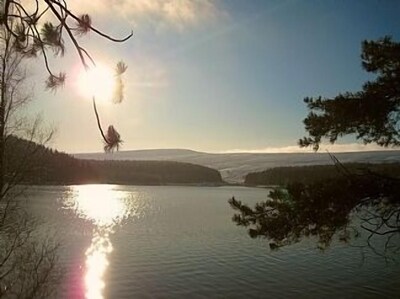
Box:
[70,143,400,155]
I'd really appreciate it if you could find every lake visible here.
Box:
[23,185,400,298]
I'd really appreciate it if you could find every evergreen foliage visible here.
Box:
[231,37,400,254]
[6,136,223,185]
[300,36,400,150]
[0,0,132,151]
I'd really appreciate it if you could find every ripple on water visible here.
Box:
[23,185,400,299]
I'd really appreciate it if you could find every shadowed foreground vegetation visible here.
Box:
[6,136,223,186]
[231,164,400,255]
[230,35,400,258]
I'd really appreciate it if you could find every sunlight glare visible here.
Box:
[67,185,130,299]
[78,65,115,102]
[71,184,127,227]
[85,233,113,299]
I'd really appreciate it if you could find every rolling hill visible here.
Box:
[75,149,400,183]
[6,138,223,185]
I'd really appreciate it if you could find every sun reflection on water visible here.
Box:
[85,233,113,299]
[66,184,131,299]
[70,184,128,227]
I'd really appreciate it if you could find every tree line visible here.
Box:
[6,136,223,186]
[244,162,400,186]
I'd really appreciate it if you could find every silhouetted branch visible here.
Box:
[230,168,400,256]
[92,96,107,144]
[1,0,132,150]
[92,97,122,152]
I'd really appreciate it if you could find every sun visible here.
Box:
[77,64,115,102]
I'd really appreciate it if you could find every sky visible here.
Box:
[26,0,400,153]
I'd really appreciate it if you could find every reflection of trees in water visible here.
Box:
[229,165,400,258]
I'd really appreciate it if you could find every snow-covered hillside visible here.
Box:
[75,149,400,183]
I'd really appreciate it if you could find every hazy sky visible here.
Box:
[27,0,400,153]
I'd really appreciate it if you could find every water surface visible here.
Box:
[24,185,400,298]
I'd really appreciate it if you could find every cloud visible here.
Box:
[221,143,399,154]
[129,60,169,89]
[68,0,224,31]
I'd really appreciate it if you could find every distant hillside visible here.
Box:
[245,163,400,186]
[75,149,400,183]
[5,137,223,186]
